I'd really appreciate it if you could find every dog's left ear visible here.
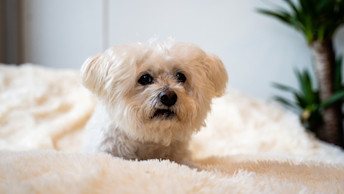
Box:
[204,54,228,97]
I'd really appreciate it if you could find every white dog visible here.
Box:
[81,40,228,165]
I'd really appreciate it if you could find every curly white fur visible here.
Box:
[81,40,228,164]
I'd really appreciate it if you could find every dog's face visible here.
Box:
[81,40,228,145]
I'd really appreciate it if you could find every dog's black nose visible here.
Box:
[159,90,177,107]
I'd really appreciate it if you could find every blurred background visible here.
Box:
[0,0,343,100]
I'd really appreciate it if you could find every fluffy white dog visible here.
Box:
[81,40,228,165]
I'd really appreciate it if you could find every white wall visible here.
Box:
[22,0,104,69]
[22,0,344,100]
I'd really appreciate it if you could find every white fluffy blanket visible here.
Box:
[1,64,344,193]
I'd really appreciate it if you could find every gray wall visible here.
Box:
[0,0,6,63]
[0,0,23,64]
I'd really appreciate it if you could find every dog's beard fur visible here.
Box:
[81,39,228,163]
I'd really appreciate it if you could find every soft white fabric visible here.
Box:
[0,64,344,193]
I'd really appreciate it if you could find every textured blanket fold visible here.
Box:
[1,64,344,193]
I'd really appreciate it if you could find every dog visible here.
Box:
[81,39,228,166]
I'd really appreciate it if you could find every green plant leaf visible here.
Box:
[257,9,292,25]
[272,82,299,93]
[294,92,307,108]
[294,68,316,104]
[319,90,344,109]
[295,70,306,95]
[302,69,315,104]
[273,96,298,110]
[283,0,299,14]
[305,104,318,113]
[317,25,325,41]
[304,15,314,43]
[299,0,314,16]
[335,56,343,91]
[258,0,344,42]
[313,90,321,104]
[316,0,330,13]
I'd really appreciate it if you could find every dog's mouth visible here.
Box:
[151,109,176,119]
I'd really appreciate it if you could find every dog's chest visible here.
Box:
[134,142,173,160]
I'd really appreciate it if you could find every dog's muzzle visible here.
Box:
[159,89,177,107]
[151,89,177,119]
[152,109,176,119]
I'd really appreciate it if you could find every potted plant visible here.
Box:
[259,0,344,147]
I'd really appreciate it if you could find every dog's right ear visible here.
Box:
[81,54,109,96]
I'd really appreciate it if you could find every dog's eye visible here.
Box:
[138,74,153,85]
[176,72,186,83]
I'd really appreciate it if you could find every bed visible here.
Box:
[1,64,343,193]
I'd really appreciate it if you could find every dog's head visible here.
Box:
[81,40,228,145]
